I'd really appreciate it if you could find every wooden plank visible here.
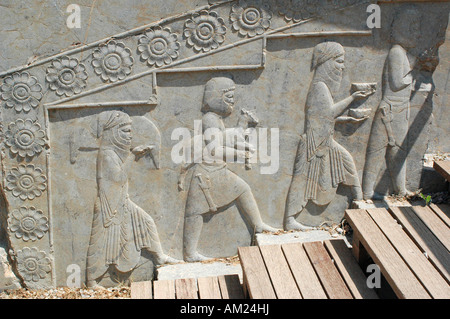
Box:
[389,206,450,283]
[303,241,353,299]
[259,245,302,299]
[410,205,450,251]
[130,281,152,299]
[197,276,222,299]
[429,203,450,227]
[237,246,277,299]
[175,278,198,299]
[345,209,431,299]
[218,275,245,299]
[367,208,450,299]
[154,280,176,299]
[281,243,327,299]
[324,239,379,299]
[433,160,450,182]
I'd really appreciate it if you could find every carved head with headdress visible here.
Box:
[97,110,133,157]
[201,77,236,117]
[311,41,346,94]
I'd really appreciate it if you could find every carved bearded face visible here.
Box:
[311,42,346,94]
[315,53,345,94]
[327,54,345,82]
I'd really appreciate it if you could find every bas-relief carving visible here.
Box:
[284,41,374,231]
[92,41,134,82]
[180,77,277,262]
[230,1,272,38]
[362,8,420,200]
[0,72,43,113]
[85,110,177,287]
[15,247,51,283]
[8,206,49,242]
[0,0,447,288]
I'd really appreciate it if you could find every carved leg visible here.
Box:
[362,111,389,200]
[362,147,386,200]
[352,185,363,201]
[183,215,209,262]
[236,190,278,233]
[386,145,412,196]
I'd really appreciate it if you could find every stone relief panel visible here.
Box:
[0,0,448,288]
[284,41,374,231]
[180,77,277,262]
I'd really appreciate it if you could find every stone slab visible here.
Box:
[256,230,351,248]
[156,261,243,283]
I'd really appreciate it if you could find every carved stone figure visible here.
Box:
[362,8,421,200]
[86,110,177,287]
[180,77,276,262]
[284,41,373,231]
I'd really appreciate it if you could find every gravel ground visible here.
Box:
[0,286,131,299]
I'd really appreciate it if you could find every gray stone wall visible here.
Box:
[0,0,448,288]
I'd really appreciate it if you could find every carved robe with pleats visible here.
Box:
[86,146,162,281]
[285,81,360,218]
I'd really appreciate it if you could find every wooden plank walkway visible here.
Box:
[238,240,378,299]
[131,274,244,299]
[433,160,450,182]
[345,205,450,299]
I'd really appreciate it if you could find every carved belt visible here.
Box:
[380,97,410,147]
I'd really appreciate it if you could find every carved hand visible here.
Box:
[336,115,370,123]
[351,90,375,100]
[132,145,155,160]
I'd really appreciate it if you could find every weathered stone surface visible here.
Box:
[0,247,21,291]
[157,261,242,282]
[256,230,351,247]
[0,0,449,288]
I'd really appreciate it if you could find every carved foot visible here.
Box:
[351,199,366,208]
[254,223,279,233]
[284,218,315,231]
[398,189,414,197]
[363,191,386,201]
[155,253,183,265]
[183,252,211,263]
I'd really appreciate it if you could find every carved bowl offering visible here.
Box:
[348,108,372,119]
[351,82,377,94]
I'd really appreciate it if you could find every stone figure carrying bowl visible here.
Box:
[284,41,374,231]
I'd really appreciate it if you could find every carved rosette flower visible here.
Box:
[46,56,88,97]
[92,41,134,82]
[138,27,180,67]
[0,72,43,113]
[16,247,51,282]
[5,119,46,159]
[8,206,49,242]
[184,10,227,52]
[230,1,272,38]
[6,164,47,201]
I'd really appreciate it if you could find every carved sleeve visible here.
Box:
[388,46,412,92]
[202,112,245,161]
[97,151,125,214]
